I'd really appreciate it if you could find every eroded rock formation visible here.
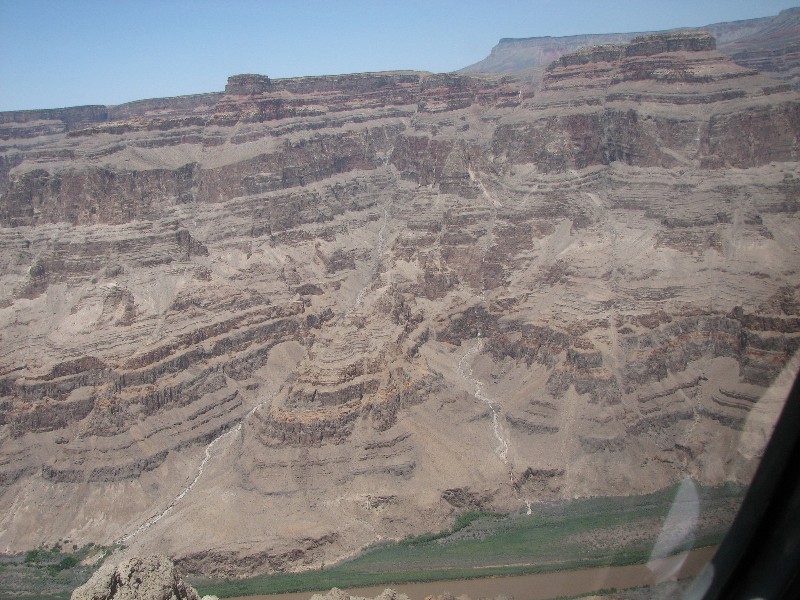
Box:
[0,32,798,577]
[70,554,203,600]
[463,7,800,90]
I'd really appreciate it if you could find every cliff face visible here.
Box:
[0,33,799,577]
[462,7,800,90]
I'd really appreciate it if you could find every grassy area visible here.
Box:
[194,481,743,598]
[0,542,113,600]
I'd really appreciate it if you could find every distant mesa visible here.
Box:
[225,73,271,95]
[461,7,800,86]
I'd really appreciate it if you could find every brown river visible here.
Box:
[227,546,715,600]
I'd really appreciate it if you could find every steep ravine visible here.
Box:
[457,339,512,468]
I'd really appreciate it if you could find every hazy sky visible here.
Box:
[1,0,798,111]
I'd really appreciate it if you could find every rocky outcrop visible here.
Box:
[225,74,271,95]
[625,31,716,56]
[176,533,339,579]
[71,554,202,600]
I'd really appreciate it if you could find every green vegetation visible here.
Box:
[398,510,503,546]
[0,482,742,599]
[50,555,80,574]
[193,481,744,598]
[0,542,113,600]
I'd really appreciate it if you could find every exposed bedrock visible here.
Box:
[3,36,800,227]
[462,8,800,89]
[71,554,202,600]
[0,32,798,576]
[225,73,272,95]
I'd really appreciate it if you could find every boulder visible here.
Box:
[71,554,201,600]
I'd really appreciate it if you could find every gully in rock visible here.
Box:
[458,339,512,466]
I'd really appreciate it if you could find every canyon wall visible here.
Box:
[0,33,799,576]
[463,7,800,90]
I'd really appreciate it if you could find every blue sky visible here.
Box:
[1,0,798,111]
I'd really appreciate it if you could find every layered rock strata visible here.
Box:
[463,7,800,90]
[0,34,799,577]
